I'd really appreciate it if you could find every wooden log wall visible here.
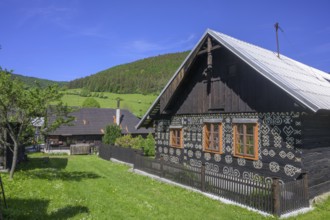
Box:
[164,47,301,115]
[301,114,330,197]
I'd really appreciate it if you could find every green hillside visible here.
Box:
[11,73,67,88]
[68,51,189,94]
[61,89,157,118]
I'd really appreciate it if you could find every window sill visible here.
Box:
[203,149,222,154]
[170,145,183,149]
[233,154,258,161]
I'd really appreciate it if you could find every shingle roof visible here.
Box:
[49,108,153,136]
[137,29,330,128]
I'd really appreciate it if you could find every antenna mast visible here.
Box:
[275,22,280,57]
[274,22,283,58]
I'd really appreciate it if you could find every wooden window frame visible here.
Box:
[233,123,259,160]
[203,123,223,154]
[170,128,183,148]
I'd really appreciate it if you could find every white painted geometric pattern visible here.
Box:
[225,155,233,164]
[204,153,211,161]
[284,165,301,177]
[253,160,263,169]
[195,150,201,159]
[269,162,280,173]
[214,154,221,162]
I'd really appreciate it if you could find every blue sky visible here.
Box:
[0,0,329,81]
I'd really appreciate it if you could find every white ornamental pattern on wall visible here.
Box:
[223,166,240,177]
[156,112,302,178]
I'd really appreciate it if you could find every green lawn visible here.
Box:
[60,90,157,117]
[1,154,330,219]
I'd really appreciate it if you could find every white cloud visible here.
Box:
[125,33,196,53]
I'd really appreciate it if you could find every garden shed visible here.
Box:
[137,29,330,199]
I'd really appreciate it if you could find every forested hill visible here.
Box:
[11,73,67,88]
[68,51,189,94]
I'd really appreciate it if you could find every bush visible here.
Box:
[102,124,121,145]
[142,133,155,156]
[115,134,133,147]
[82,97,101,108]
[114,133,155,156]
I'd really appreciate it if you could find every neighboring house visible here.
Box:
[47,107,153,146]
[137,29,330,199]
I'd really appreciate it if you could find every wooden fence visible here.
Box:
[99,144,143,165]
[99,144,309,216]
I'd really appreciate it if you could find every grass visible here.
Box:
[60,90,157,117]
[1,154,330,219]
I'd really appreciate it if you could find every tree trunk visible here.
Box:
[9,142,18,180]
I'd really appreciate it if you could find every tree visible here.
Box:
[102,124,121,145]
[82,97,100,108]
[0,68,73,179]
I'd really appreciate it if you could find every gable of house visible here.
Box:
[137,29,330,129]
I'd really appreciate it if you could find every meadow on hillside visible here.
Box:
[61,89,157,117]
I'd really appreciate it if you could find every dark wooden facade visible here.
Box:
[301,114,330,198]
[164,46,301,115]
[145,34,330,199]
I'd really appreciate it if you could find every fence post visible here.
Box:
[134,150,139,170]
[302,172,309,200]
[160,155,164,178]
[201,163,206,192]
[109,145,112,161]
[272,177,281,216]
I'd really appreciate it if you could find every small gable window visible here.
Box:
[233,122,258,160]
[170,128,183,148]
[203,123,223,153]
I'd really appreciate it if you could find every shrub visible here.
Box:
[114,133,155,156]
[115,134,133,147]
[102,124,121,145]
[142,133,155,156]
[82,97,101,108]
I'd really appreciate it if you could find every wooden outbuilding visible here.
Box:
[137,29,330,199]
[47,108,153,147]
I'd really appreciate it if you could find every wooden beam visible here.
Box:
[197,45,221,56]
[207,37,212,68]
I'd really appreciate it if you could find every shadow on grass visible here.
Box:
[16,157,101,181]
[17,157,68,171]
[21,169,101,181]
[2,198,89,219]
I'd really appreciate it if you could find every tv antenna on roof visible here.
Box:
[274,22,284,58]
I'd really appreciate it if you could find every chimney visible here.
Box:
[116,98,120,125]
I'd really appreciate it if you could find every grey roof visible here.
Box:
[137,28,330,128]
[49,108,153,136]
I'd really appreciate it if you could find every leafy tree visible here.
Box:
[82,97,101,108]
[0,68,73,179]
[102,124,121,145]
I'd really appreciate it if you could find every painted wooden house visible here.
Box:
[137,29,330,198]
